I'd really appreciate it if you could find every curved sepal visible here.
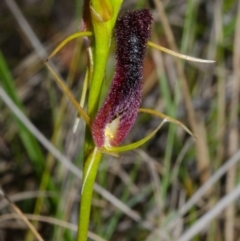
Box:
[45,63,91,127]
[139,108,196,138]
[102,118,167,153]
[147,41,215,63]
[46,32,92,61]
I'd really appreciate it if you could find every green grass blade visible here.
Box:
[0,51,45,174]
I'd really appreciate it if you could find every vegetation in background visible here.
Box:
[0,0,240,241]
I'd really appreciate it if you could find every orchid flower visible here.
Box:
[45,1,214,240]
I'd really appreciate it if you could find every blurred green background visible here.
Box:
[0,0,240,241]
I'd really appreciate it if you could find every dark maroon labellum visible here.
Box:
[92,9,152,148]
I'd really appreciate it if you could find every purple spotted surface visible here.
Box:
[92,9,152,147]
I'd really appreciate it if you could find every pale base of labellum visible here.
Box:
[99,108,195,154]
[104,118,168,153]
[104,116,121,148]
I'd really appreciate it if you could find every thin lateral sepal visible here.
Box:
[139,108,196,138]
[87,46,94,84]
[46,31,92,61]
[73,67,89,133]
[45,63,91,128]
[73,41,94,133]
[103,118,168,153]
[147,41,215,63]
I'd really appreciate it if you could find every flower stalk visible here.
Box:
[77,148,102,241]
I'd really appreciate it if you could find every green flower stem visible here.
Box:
[87,0,123,120]
[77,1,123,240]
[77,149,102,241]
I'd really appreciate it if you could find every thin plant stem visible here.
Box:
[77,148,102,241]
